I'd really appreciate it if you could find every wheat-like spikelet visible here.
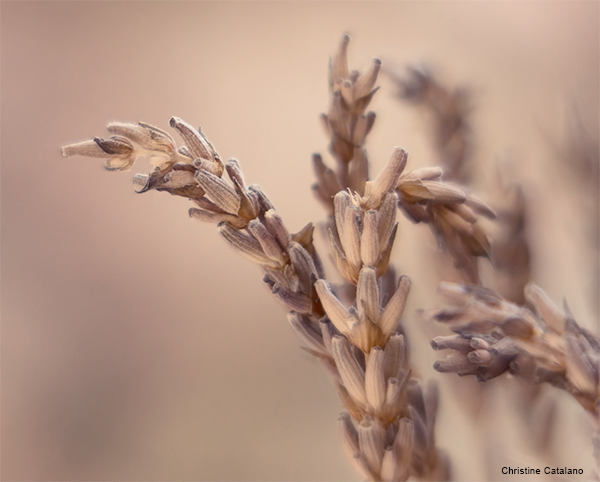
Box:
[394,67,592,474]
[313,39,495,477]
[62,124,447,481]
[427,282,599,420]
[61,36,469,482]
[385,67,494,284]
[427,281,599,476]
[61,34,596,481]
[318,40,495,286]
[311,38,454,480]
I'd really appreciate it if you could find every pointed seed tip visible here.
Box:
[315,279,328,288]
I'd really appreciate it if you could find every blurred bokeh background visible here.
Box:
[2,1,598,480]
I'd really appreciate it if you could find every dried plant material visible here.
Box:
[390,65,473,184]
[338,412,361,460]
[196,169,241,214]
[315,36,382,209]
[108,121,177,156]
[288,312,328,357]
[397,173,495,284]
[63,38,455,480]
[361,210,380,267]
[64,33,600,482]
[311,96,449,474]
[333,335,369,406]
[188,207,246,228]
[62,137,138,171]
[362,147,408,210]
[218,222,277,268]
[169,117,214,162]
[315,38,494,289]
[429,282,599,416]
[488,167,532,305]
[63,99,450,479]
[388,66,501,285]
[365,347,387,410]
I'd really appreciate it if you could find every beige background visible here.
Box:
[2,1,598,481]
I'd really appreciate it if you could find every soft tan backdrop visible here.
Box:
[2,2,598,481]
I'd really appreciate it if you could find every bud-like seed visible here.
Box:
[288,242,319,294]
[218,222,272,266]
[315,280,354,336]
[288,312,326,354]
[358,414,385,475]
[365,347,386,410]
[332,336,368,406]
[196,169,241,215]
[272,284,312,314]
[331,34,350,85]
[360,210,379,266]
[357,267,380,324]
[363,147,408,209]
[248,219,286,266]
[170,117,213,161]
[379,276,411,335]
[354,58,381,99]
